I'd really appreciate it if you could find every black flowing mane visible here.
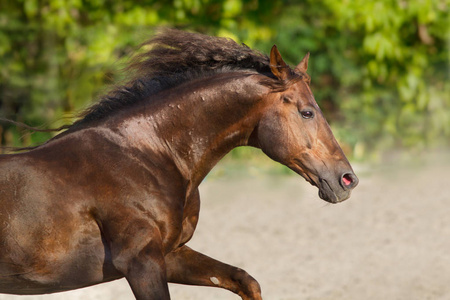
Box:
[73,28,279,128]
[3,28,295,152]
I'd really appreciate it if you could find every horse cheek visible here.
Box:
[257,116,290,164]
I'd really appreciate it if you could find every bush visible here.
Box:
[1,0,448,158]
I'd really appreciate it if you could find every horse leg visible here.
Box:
[105,220,170,300]
[166,245,262,300]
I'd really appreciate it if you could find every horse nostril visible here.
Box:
[341,173,358,189]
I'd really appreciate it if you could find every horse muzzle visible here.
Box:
[317,172,359,203]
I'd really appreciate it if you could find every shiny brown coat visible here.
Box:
[0,29,358,299]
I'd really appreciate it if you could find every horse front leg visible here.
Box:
[166,245,262,300]
[104,219,171,300]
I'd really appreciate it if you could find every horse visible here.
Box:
[0,29,358,300]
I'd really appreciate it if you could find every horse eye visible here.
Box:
[300,110,314,119]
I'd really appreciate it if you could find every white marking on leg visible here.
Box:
[210,276,220,285]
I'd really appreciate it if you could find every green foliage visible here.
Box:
[0,0,448,159]
[0,0,279,147]
[257,0,449,159]
[324,0,449,158]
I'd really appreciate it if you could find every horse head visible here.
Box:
[253,46,358,203]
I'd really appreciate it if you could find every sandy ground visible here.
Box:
[0,151,449,300]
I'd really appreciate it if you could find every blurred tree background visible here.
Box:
[0,0,448,160]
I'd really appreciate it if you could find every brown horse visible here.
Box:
[0,29,358,299]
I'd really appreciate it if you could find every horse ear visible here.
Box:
[295,52,310,73]
[270,45,289,80]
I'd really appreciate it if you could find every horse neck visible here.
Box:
[115,73,269,188]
